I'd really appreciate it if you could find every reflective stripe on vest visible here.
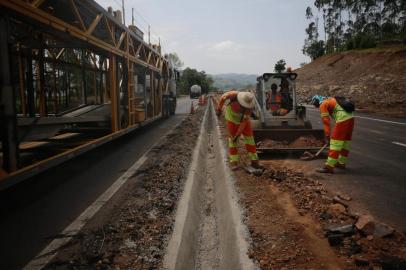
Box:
[225,101,247,124]
[333,103,353,123]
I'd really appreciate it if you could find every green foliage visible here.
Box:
[303,40,325,60]
[166,52,184,69]
[274,59,286,73]
[178,68,214,95]
[304,0,406,58]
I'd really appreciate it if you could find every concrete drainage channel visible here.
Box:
[164,99,257,270]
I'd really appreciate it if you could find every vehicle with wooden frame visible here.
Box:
[0,0,178,189]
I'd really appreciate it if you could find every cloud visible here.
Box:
[207,40,243,52]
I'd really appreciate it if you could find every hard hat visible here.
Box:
[311,95,326,107]
[237,92,255,109]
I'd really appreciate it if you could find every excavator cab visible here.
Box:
[252,72,325,154]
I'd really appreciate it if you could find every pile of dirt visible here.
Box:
[257,135,324,149]
[45,108,205,270]
[295,48,406,117]
[217,120,406,269]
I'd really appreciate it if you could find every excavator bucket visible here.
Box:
[253,128,325,154]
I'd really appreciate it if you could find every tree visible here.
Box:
[303,40,325,60]
[167,53,184,70]
[177,67,214,95]
[303,6,324,60]
[305,0,406,55]
[274,59,286,73]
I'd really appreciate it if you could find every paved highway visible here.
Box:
[306,107,406,232]
[0,97,192,270]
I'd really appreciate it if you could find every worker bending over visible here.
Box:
[311,95,355,173]
[216,91,260,170]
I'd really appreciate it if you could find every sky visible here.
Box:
[97,0,315,75]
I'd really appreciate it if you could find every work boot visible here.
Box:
[251,160,264,170]
[335,163,346,169]
[230,161,240,171]
[316,165,334,174]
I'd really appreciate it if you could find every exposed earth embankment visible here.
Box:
[296,47,406,117]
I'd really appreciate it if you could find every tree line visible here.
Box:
[303,0,406,60]
[167,53,215,95]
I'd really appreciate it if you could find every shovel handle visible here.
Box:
[315,143,328,157]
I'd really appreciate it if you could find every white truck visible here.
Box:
[190,84,202,99]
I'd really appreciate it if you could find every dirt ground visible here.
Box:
[44,107,205,270]
[257,135,324,149]
[295,48,406,117]
[218,118,406,270]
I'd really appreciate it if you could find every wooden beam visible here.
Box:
[56,48,65,60]
[1,0,162,72]
[109,54,119,132]
[116,31,126,49]
[135,43,142,57]
[103,16,115,46]
[31,0,46,8]
[69,0,86,31]
[86,13,103,35]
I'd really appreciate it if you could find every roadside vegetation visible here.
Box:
[303,0,406,60]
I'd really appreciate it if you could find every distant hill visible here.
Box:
[210,73,258,90]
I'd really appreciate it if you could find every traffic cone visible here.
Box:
[190,101,195,114]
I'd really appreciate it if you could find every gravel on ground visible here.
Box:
[44,107,205,270]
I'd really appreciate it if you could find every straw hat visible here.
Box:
[237,92,255,109]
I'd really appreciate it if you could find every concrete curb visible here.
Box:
[210,101,257,270]
[163,99,257,270]
[163,104,209,269]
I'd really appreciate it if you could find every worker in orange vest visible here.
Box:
[216,91,261,170]
[266,84,288,116]
[311,95,355,173]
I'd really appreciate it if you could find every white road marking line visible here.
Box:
[306,106,406,126]
[392,141,406,147]
[355,116,406,126]
[369,129,384,135]
[23,154,148,270]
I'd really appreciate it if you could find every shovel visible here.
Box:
[300,143,328,161]
[243,165,264,176]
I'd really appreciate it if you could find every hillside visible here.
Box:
[295,47,406,117]
[211,73,257,90]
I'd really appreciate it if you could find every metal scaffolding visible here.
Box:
[0,0,177,186]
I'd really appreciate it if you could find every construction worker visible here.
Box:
[266,84,288,116]
[216,91,261,170]
[311,95,355,173]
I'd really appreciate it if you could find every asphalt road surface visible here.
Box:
[0,97,192,270]
[306,107,406,232]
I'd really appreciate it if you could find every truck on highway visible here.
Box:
[190,85,202,99]
[0,0,179,190]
